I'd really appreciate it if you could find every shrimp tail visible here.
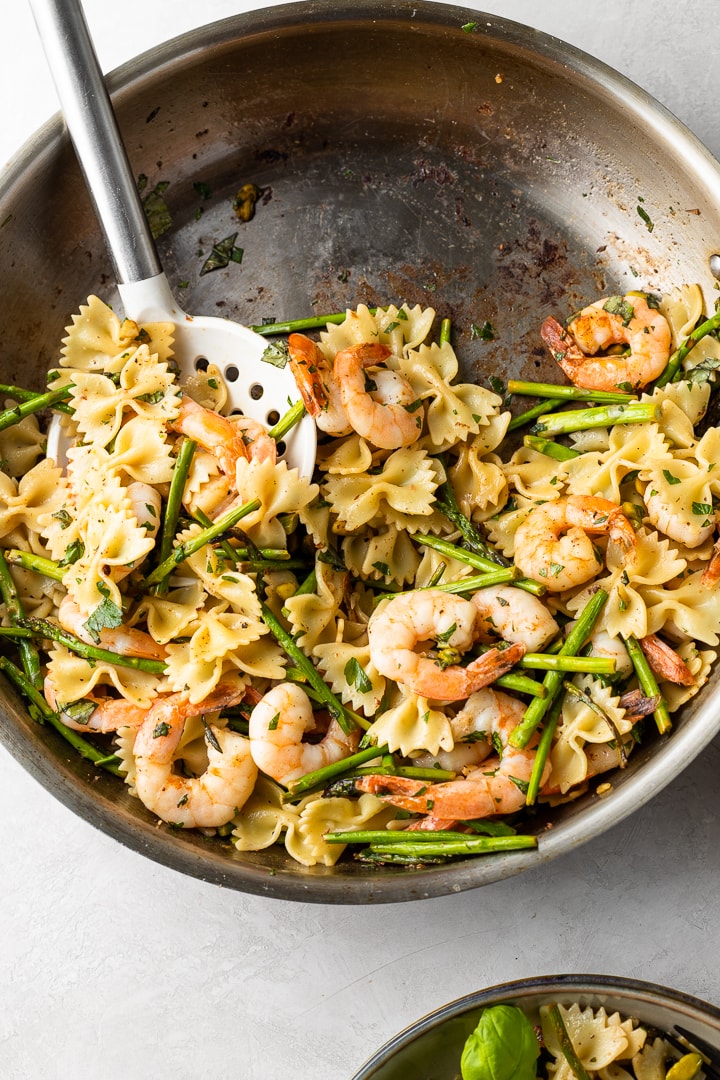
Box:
[540,315,585,382]
[701,536,720,588]
[287,333,329,418]
[639,634,696,687]
[354,774,437,814]
[464,642,527,688]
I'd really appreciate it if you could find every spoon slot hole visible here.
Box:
[225,365,239,383]
[276,440,287,457]
[194,356,209,372]
[266,410,280,426]
[250,383,264,400]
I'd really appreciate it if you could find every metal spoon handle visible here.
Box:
[29,0,162,285]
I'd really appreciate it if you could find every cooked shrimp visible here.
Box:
[125,481,162,541]
[57,596,167,661]
[639,633,696,686]
[578,628,634,679]
[133,678,255,827]
[248,682,359,787]
[170,393,276,475]
[471,585,559,652]
[356,689,546,828]
[44,674,145,733]
[702,536,720,587]
[644,481,716,549]
[541,294,671,391]
[334,342,423,449]
[367,589,525,702]
[513,496,636,592]
[287,333,351,437]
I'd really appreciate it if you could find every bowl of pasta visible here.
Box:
[2,1,720,902]
[351,975,720,1078]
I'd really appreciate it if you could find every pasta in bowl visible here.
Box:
[1,283,719,887]
[350,975,720,1079]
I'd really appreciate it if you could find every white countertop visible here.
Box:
[1,2,719,1078]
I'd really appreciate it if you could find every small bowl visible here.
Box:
[351,975,720,1079]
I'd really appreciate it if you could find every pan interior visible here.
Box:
[2,2,720,901]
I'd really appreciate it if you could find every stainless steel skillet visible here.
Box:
[1,0,719,902]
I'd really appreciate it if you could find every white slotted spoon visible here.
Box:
[30,0,316,478]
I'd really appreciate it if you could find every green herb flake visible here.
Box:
[344,657,373,694]
[435,622,458,645]
[603,296,635,325]
[200,233,244,276]
[137,176,173,239]
[82,584,124,644]
[153,721,171,738]
[52,509,73,529]
[193,181,212,201]
[261,340,289,369]
[692,501,713,516]
[58,539,85,567]
[372,561,391,578]
[662,469,681,485]
[268,712,280,731]
[470,320,496,341]
[637,204,655,232]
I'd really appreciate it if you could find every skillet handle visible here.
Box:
[29,0,162,285]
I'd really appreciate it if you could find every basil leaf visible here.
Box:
[461,1005,539,1080]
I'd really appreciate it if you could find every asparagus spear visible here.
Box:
[508,379,634,404]
[654,308,720,388]
[0,385,73,433]
[624,634,672,734]
[0,656,122,776]
[509,588,608,749]
[140,498,261,589]
[154,438,196,595]
[531,401,659,436]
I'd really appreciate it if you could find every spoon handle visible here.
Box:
[29,0,162,285]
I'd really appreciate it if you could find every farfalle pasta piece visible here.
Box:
[500,445,569,500]
[549,676,634,794]
[641,456,719,549]
[643,571,720,645]
[567,531,687,641]
[106,415,176,486]
[342,525,420,585]
[63,486,156,615]
[45,645,162,708]
[640,382,711,448]
[632,1037,674,1080]
[320,302,435,358]
[283,560,346,652]
[661,642,716,711]
[163,606,266,701]
[60,295,154,373]
[0,406,45,478]
[398,341,502,451]
[660,283,720,374]
[232,457,319,549]
[541,1004,644,1079]
[448,435,508,517]
[364,692,453,757]
[133,581,205,644]
[564,423,670,503]
[316,433,374,475]
[183,538,265,624]
[314,634,386,714]
[68,344,180,446]
[232,776,302,852]
[0,459,67,540]
[288,790,391,867]
[324,447,439,532]
[483,495,537,558]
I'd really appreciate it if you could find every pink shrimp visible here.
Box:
[541,294,671,391]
